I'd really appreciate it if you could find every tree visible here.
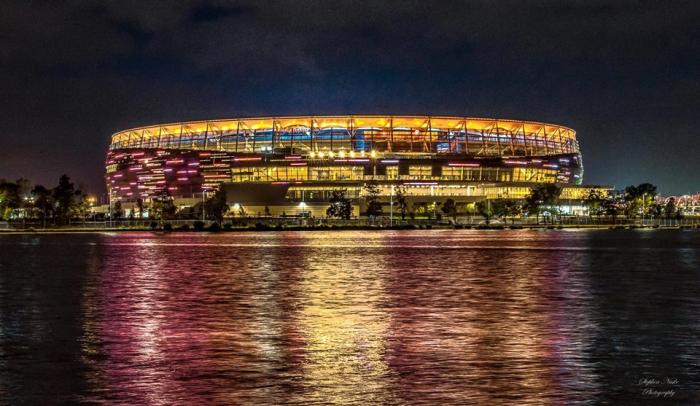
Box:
[624,183,657,199]
[31,185,54,226]
[426,202,441,220]
[136,198,145,219]
[583,189,606,216]
[16,178,32,200]
[441,198,457,220]
[525,184,562,224]
[264,206,271,217]
[505,200,523,224]
[394,186,408,220]
[476,200,493,225]
[151,189,176,222]
[364,181,382,217]
[112,201,124,219]
[75,195,92,221]
[0,180,21,220]
[624,183,657,217]
[664,197,677,220]
[326,189,352,219]
[601,194,624,223]
[52,175,81,224]
[492,199,522,224]
[205,189,229,223]
[491,200,507,222]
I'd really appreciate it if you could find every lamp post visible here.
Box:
[390,185,394,227]
[108,190,112,229]
[299,201,307,223]
[202,189,206,222]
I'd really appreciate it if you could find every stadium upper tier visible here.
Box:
[109,116,580,157]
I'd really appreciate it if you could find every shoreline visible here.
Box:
[1,224,697,234]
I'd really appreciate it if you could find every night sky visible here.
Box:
[1,1,698,195]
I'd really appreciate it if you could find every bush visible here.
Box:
[150,221,158,229]
[208,222,221,232]
[223,223,233,231]
[193,220,205,231]
[178,224,190,231]
[163,223,173,232]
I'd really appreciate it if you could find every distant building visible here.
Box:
[659,194,700,216]
[105,115,608,216]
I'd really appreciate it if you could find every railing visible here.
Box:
[5,216,699,230]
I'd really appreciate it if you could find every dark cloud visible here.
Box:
[0,0,699,194]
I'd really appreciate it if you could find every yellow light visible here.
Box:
[349,150,355,158]
[370,150,377,158]
[319,152,325,158]
[328,151,334,158]
[360,150,365,157]
[339,151,346,158]
[310,151,316,158]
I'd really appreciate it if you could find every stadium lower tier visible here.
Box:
[106,148,584,198]
[105,148,605,217]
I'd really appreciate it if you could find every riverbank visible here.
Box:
[1,223,698,234]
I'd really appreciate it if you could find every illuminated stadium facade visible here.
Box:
[106,115,603,216]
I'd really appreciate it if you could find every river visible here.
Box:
[1,230,698,404]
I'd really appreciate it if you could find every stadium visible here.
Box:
[105,115,605,217]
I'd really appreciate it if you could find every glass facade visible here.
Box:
[106,115,592,204]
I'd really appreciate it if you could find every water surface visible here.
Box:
[1,230,699,404]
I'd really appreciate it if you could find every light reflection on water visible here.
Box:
[1,230,699,404]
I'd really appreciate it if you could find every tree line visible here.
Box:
[0,175,89,226]
[324,182,683,224]
[0,175,231,226]
[1,174,684,227]
[111,188,230,224]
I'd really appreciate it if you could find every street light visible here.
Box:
[390,185,394,227]
[108,191,112,228]
[202,189,206,222]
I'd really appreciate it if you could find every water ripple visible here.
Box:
[1,230,699,404]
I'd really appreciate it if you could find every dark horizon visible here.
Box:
[1,1,699,195]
